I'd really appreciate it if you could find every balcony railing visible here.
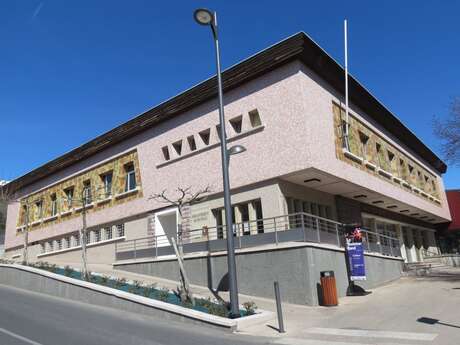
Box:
[115,212,402,262]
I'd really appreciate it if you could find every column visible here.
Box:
[427,230,440,255]
[405,228,417,263]
[248,202,258,235]
[234,206,242,237]
[396,224,407,262]
[414,229,423,262]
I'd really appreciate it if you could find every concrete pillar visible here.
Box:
[427,230,439,255]
[396,224,407,262]
[248,201,258,235]
[414,229,423,262]
[405,228,417,263]
[234,205,242,236]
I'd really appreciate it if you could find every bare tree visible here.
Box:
[434,97,460,166]
[150,186,211,302]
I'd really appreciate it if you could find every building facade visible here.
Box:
[438,189,460,253]
[3,33,451,267]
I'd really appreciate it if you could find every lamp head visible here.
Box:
[194,8,214,25]
[228,145,247,156]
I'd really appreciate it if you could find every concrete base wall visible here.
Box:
[439,255,460,267]
[116,244,404,306]
[0,266,237,330]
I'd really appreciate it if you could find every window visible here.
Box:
[198,129,211,145]
[64,236,71,249]
[162,146,170,161]
[83,180,92,205]
[35,200,43,220]
[50,194,58,216]
[48,241,53,252]
[40,243,46,253]
[124,163,136,192]
[105,226,113,240]
[93,229,101,242]
[56,239,62,250]
[359,132,369,160]
[85,232,91,244]
[101,172,113,198]
[74,234,80,247]
[64,187,74,209]
[229,115,243,134]
[172,140,183,156]
[248,109,262,128]
[116,224,125,237]
[387,151,397,174]
[432,180,437,193]
[187,135,197,151]
[22,205,28,225]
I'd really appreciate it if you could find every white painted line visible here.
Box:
[304,327,437,341]
[0,327,44,345]
[274,338,405,345]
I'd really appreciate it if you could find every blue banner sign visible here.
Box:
[347,242,366,281]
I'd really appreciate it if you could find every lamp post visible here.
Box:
[194,8,245,318]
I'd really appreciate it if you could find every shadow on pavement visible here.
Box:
[417,317,460,329]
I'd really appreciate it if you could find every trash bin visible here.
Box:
[320,270,338,306]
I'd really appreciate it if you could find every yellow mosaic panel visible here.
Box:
[332,102,440,205]
[16,150,143,232]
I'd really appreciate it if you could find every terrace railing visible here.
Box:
[115,212,402,261]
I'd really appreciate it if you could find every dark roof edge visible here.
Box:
[8,32,446,193]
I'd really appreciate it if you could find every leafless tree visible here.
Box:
[150,186,211,302]
[434,97,460,166]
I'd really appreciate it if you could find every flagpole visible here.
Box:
[344,19,349,150]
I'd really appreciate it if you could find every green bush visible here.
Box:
[156,289,169,302]
[64,265,74,277]
[242,301,257,315]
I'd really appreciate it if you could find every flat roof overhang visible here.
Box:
[283,168,449,226]
[5,32,447,194]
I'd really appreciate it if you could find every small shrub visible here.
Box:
[156,289,169,302]
[242,301,257,315]
[64,265,74,277]
[133,280,142,289]
[100,275,110,285]
[114,277,127,289]
[127,285,136,294]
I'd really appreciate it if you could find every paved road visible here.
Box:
[0,284,267,345]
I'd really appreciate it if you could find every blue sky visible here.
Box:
[0,1,458,188]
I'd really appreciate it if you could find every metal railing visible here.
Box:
[115,212,402,261]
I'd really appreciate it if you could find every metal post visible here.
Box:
[238,224,242,249]
[365,231,370,252]
[155,236,158,258]
[378,234,383,255]
[275,223,279,246]
[316,218,320,243]
[301,213,306,242]
[210,12,239,318]
[390,237,394,257]
[274,281,286,333]
[336,223,340,247]
[134,239,137,260]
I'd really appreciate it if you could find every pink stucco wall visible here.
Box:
[5,59,451,250]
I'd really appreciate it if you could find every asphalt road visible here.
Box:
[0,284,268,345]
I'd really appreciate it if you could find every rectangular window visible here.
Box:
[40,243,46,253]
[187,136,197,151]
[85,232,91,244]
[359,132,369,160]
[48,241,53,252]
[105,226,113,240]
[124,164,136,192]
[83,180,92,205]
[74,234,80,247]
[248,109,262,128]
[93,229,101,242]
[50,194,58,216]
[101,172,113,198]
[64,236,71,248]
[64,187,74,209]
[116,224,125,237]
[56,239,62,250]
[35,200,43,220]
[162,146,170,161]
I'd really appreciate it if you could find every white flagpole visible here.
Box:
[344,19,349,150]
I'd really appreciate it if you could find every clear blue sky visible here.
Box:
[0,1,458,188]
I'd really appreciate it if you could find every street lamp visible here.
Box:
[194,8,243,318]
